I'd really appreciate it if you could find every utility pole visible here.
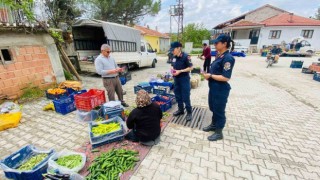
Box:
[176,0,183,41]
[169,0,184,41]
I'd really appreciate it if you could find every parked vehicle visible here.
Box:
[71,19,157,71]
[210,45,246,57]
[291,37,315,55]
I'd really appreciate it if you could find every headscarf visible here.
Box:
[135,90,152,108]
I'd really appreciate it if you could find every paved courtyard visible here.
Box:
[1,55,320,179]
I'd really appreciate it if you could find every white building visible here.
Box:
[213,4,320,52]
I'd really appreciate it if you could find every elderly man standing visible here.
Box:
[95,44,129,107]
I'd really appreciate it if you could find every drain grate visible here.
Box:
[170,106,211,129]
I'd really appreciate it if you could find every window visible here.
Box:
[269,30,281,39]
[147,43,153,53]
[301,30,313,39]
[0,49,12,64]
[141,42,146,52]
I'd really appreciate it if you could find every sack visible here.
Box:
[59,81,82,91]
[48,149,86,174]
[0,102,22,131]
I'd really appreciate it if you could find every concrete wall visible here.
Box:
[159,38,170,53]
[143,35,160,52]
[245,6,284,23]
[0,32,65,99]
[258,26,320,50]
[234,30,250,39]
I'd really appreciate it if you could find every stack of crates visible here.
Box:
[290,60,304,68]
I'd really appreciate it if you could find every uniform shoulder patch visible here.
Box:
[224,62,231,71]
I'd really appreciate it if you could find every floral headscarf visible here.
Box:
[135,90,152,108]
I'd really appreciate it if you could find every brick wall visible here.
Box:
[0,45,56,99]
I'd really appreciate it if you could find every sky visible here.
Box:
[139,0,320,33]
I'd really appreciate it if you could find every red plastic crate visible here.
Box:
[74,89,106,111]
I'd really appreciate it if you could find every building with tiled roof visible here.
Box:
[213,4,320,52]
[134,25,170,53]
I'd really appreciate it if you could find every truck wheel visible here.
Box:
[307,50,313,55]
[151,59,156,68]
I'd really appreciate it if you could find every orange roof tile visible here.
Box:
[134,25,169,38]
[261,13,320,26]
[228,20,263,27]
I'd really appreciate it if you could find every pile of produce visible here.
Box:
[124,109,131,117]
[94,117,104,122]
[17,153,48,171]
[43,102,55,111]
[163,112,170,119]
[47,88,66,95]
[55,154,82,169]
[92,122,121,136]
[86,149,139,180]
[154,101,166,106]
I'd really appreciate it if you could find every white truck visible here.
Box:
[71,19,157,72]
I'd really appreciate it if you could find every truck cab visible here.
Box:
[140,40,157,68]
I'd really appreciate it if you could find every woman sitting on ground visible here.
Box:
[125,90,162,145]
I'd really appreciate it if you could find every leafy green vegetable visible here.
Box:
[18,153,48,171]
[56,154,82,169]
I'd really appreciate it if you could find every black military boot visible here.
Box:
[208,129,223,141]
[173,109,184,117]
[186,112,192,122]
[203,123,216,132]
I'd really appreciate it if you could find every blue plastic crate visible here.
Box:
[134,86,153,94]
[290,60,304,68]
[53,97,76,115]
[159,94,176,104]
[153,88,167,95]
[89,117,125,148]
[45,91,68,100]
[157,82,174,90]
[0,145,54,180]
[151,96,172,112]
[67,88,87,96]
[313,73,320,82]
[102,106,125,120]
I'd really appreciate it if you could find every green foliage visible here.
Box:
[20,84,44,100]
[45,0,82,28]
[190,50,203,54]
[83,0,161,25]
[64,70,74,80]
[3,0,35,20]
[49,29,64,43]
[181,23,211,47]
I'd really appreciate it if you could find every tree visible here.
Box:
[44,0,82,29]
[84,0,161,25]
[181,23,211,48]
[315,7,320,20]
[4,0,81,80]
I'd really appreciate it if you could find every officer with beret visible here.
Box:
[202,34,235,141]
[170,42,193,122]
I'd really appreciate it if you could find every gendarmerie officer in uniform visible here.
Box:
[202,34,235,141]
[170,42,193,122]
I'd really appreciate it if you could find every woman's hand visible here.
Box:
[203,73,211,80]
[172,70,181,76]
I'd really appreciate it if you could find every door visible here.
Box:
[147,43,156,66]
[140,42,148,67]
[249,29,260,45]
